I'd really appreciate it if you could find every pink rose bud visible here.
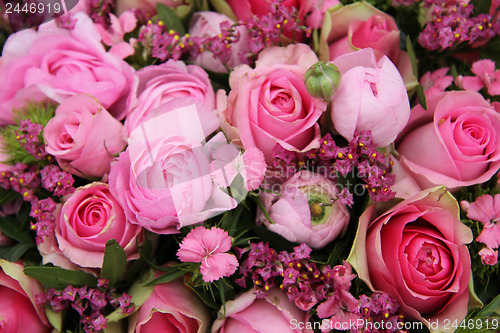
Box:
[479,247,499,266]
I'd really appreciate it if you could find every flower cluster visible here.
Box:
[15,119,48,160]
[37,279,134,333]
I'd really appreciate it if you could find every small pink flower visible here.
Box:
[467,194,500,249]
[457,59,500,96]
[420,67,453,98]
[479,247,499,265]
[177,226,238,282]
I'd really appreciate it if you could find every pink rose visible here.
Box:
[218,43,327,163]
[348,187,474,331]
[479,247,498,265]
[125,60,219,137]
[212,288,313,333]
[0,259,51,332]
[129,276,210,333]
[188,12,249,73]
[49,182,143,268]
[0,13,135,124]
[397,91,500,189]
[44,94,127,179]
[330,48,410,147]
[110,106,240,234]
[319,1,416,88]
[257,170,349,249]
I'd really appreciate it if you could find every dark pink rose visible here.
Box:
[397,91,500,189]
[319,1,416,89]
[0,259,51,332]
[212,288,313,333]
[129,276,211,333]
[125,60,219,137]
[348,187,474,331]
[44,94,127,179]
[257,170,349,249]
[218,43,327,163]
[52,182,143,268]
[0,13,135,124]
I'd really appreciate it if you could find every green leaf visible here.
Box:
[100,239,127,287]
[476,293,500,318]
[24,266,98,289]
[189,284,220,309]
[0,215,34,244]
[155,4,186,35]
[471,0,492,14]
[144,266,187,286]
[0,243,34,262]
[0,189,20,206]
[416,85,428,110]
[406,36,419,78]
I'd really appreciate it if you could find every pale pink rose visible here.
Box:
[465,194,500,249]
[188,12,249,73]
[110,106,239,234]
[129,275,211,333]
[389,157,422,199]
[348,187,474,332]
[125,60,219,137]
[116,0,187,16]
[479,247,499,265]
[43,94,127,179]
[397,91,500,189]
[257,170,349,249]
[330,48,410,147]
[177,226,238,282]
[0,13,135,124]
[319,1,416,89]
[0,259,51,332]
[212,288,313,333]
[218,43,327,163]
[52,182,143,268]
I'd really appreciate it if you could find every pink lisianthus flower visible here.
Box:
[177,226,238,282]
[420,67,454,99]
[465,194,500,249]
[479,247,499,265]
[456,59,500,96]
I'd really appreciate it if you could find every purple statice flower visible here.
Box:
[40,165,75,197]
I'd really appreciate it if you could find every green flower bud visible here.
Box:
[304,61,341,100]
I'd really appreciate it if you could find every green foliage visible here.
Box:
[0,101,57,166]
[24,266,98,289]
[100,239,127,287]
[155,3,186,35]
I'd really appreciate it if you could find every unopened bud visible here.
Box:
[304,61,341,100]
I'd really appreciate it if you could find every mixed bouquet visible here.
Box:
[1,0,500,332]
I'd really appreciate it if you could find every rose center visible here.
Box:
[271,91,294,114]
[414,243,441,275]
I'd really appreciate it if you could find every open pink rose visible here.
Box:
[44,94,127,179]
[51,182,143,268]
[397,90,500,189]
[125,60,219,137]
[0,13,135,124]
[348,187,474,332]
[110,106,239,234]
[319,1,416,89]
[129,276,210,333]
[218,43,327,163]
[212,288,313,333]
[330,48,410,147]
[257,170,349,249]
[0,259,51,332]
[188,12,249,73]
